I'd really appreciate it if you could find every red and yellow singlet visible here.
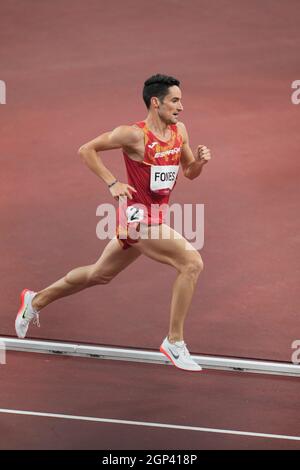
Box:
[116,121,183,249]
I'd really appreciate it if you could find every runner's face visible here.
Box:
[158,86,183,124]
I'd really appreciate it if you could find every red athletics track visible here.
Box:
[0,352,300,450]
[1,0,300,450]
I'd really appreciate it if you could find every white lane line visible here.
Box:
[0,408,299,442]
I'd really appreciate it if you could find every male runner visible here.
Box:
[15,74,211,372]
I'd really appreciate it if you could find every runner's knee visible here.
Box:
[180,253,204,280]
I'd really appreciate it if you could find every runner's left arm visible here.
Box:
[78,126,139,200]
[178,122,211,180]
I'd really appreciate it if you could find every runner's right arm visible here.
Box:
[78,126,139,200]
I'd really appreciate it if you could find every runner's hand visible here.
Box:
[109,182,137,200]
[196,145,211,164]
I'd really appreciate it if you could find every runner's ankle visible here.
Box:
[168,335,183,343]
[32,294,42,312]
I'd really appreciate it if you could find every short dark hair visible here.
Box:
[143,74,180,109]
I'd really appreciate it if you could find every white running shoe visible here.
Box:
[15,289,40,339]
[160,337,202,372]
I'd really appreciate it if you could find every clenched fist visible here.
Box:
[196,145,211,164]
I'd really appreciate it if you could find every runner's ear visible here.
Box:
[151,96,160,109]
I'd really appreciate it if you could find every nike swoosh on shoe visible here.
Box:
[169,348,179,360]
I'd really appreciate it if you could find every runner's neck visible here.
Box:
[144,118,172,143]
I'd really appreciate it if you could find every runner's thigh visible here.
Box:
[91,237,141,282]
[135,224,202,271]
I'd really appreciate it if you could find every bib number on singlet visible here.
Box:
[150,165,179,192]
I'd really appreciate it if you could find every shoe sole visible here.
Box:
[160,345,202,372]
[15,288,30,339]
